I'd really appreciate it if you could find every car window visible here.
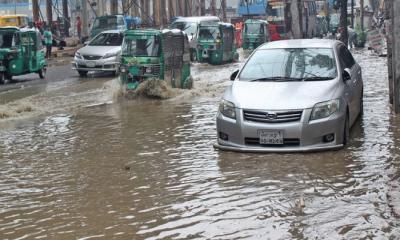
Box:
[239,48,337,81]
[117,17,125,26]
[339,45,355,69]
[89,33,123,46]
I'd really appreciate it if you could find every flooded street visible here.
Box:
[0,49,400,239]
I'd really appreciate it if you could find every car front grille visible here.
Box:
[83,55,102,60]
[243,110,303,123]
[245,138,300,147]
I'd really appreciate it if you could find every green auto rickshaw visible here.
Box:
[196,22,238,65]
[120,29,192,90]
[0,27,46,84]
[242,19,269,50]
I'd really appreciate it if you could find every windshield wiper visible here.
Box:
[249,77,303,82]
[302,76,335,81]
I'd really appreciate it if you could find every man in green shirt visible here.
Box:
[43,27,53,59]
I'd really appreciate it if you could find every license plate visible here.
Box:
[86,62,95,68]
[258,130,283,145]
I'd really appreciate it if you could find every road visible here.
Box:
[0,50,399,239]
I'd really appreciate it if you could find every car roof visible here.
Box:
[100,30,123,34]
[259,39,340,49]
[173,16,220,23]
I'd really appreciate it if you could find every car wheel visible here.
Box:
[38,67,46,79]
[190,50,197,61]
[78,70,88,77]
[0,73,4,84]
[343,112,350,146]
[359,91,364,118]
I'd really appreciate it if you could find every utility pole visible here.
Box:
[46,0,53,25]
[351,0,354,28]
[62,0,69,36]
[386,0,393,103]
[161,0,167,26]
[298,0,303,38]
[32,0,40,22]
[200,0,206,16]
[360,0,364,31]
[153,0,161,27]
[339,0,348,46]
[392,0,400,112]
[111,0,118,14]
[169,0,176,18]
[210,0,216,16]
[221,0,227,22]
[81,0,88,38]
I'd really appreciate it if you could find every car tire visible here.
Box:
[343,112,350,146]
[78,70,88,77]
[0,73,4,85]
[38,67,46,79]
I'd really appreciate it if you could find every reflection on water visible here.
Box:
[0,50,400,239]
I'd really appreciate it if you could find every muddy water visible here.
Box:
[1,50,400,239]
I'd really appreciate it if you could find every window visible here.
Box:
[239,48,337,81]
[339,46,355,69]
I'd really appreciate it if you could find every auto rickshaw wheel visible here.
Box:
[38,67,46,79]
[78,71,88,77]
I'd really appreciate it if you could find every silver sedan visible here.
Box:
[72,30,123,77]
[215,39,363,152]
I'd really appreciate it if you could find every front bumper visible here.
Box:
[215,108,346,153]
[71,56,119,72]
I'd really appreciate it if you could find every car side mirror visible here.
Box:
[230,69,239,81]
[84,41,89,46]
[342,68,352,82]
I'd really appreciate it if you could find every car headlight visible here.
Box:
[310,99,340,121]
[103,52,118,59]
[219,100,236,119]
[75,52,82,59]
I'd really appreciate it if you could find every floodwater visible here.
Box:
[0,50,399,239]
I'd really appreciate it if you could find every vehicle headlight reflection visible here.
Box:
[219,100,236,119]
[310,99,340,121]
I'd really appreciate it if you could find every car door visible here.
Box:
[338,45,359,124]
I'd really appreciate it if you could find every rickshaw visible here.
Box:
[0,27,47,84]
[196,22,238,65]
[242,19,269,50]
[120,29,192,90]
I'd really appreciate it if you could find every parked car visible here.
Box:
[215,39,363,153]
[170,16,220,61]
[72,30,123,77]
[90,15,126,39]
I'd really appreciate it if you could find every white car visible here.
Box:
[215,39,363,153]
[72,30,123,77]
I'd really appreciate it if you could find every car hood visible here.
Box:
[77,45,121,56]
[226,80,339,110]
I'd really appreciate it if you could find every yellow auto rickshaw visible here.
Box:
[0,15,30,28]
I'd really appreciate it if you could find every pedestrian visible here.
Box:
[76,16,82,42]
[347,26,357,49]
[43,26,53,59]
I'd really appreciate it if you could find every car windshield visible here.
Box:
[198,27,219,40]
[89,33,123,46]
[171,22,197,36]
[122,36,160,57]
[239,48,337,81]
[0,32,17,48]
[245,23,262,34]
[93,17,118,29]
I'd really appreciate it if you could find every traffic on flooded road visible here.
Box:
[0,43,399,239]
